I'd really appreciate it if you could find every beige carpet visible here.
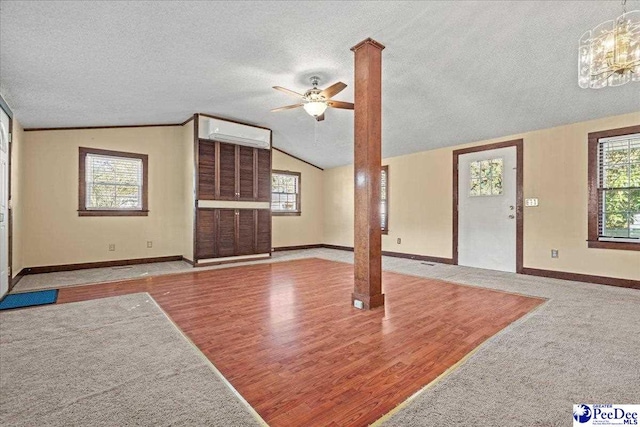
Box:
[0,293,264,427]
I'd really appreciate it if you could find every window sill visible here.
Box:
[272,211,301,217]
[587,240,639,251]
[79,210,149,217]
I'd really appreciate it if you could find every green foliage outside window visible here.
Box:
[601,138,640,238]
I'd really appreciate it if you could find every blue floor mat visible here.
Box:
[0,290,58,310]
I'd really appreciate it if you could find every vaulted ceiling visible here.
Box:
[1,1,638,168]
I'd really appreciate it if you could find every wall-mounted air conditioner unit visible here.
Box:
[199,116,271,150]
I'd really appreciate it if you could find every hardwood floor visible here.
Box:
[58,258,544,426]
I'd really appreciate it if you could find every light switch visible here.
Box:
[525,198,539,207]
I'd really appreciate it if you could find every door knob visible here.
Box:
[508,214,515,219]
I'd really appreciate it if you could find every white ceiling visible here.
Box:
[1,1,638,168]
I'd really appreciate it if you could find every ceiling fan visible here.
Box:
[271,76,354,121]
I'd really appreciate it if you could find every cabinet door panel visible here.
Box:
[218,142,237,200]
[238,146,255,200]
[257,149,271,202]
[217,209,236,257]
[256,209,272,254]
[198,141,216,199]
[237,210,256,255]
[196,209,216,259]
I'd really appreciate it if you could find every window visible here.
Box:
[78,147,148,216]
[469,158,503,196]
[381,165,389,234]
[588,126,640,250]
[271,170,301,216]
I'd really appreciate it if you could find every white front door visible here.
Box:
[0,108,9,298]
[458,146,517,272]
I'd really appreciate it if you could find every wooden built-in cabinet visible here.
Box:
[193,114,272,265]
[198,140,271,201]
[196,208,272,260]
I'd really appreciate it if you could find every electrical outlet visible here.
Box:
[397,238,401,244]
[147,241,153,248]
[108,244,116,251]
[551,249,559,258]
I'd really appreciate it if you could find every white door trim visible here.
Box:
[0,97,13,298]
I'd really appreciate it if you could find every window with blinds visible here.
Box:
[78,147,148,216]
[272,171,301,215]
[381,166,389,233]
[597,133,640,241]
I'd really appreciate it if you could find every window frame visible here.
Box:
[587,125,640,251]
[78,147,149,217]
[381,165,389,234]
[271,170,301,216]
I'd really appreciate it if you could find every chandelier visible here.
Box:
[579,1,640,88]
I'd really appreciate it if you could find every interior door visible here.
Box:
[0,107,10,298]
[218,142,237,200]
[458,146,517,272]
[217,209,236,257]
[256,209,271,253]
[256,149,271,202]
[198,141,216,199]
[238,146,255,200]
[195,209,216,259]
[236,209,255,255]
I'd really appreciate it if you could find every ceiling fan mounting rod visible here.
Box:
[310,76,321,88]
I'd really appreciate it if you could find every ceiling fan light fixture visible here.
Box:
[303,101,328,117]
[271,76,352,121]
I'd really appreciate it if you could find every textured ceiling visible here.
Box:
[1,1,639,168]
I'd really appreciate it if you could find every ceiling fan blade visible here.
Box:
[271,104,303,112]
[327,100,354,110]
[315,113,325,122]
[320,82,347,99]
[273,86,303,98]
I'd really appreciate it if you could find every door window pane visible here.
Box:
[470,158,503,197]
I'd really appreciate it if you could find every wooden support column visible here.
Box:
[351,38,385,310]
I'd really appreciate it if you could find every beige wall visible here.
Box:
[15,112,639,280]
[10,119,24,277]
[272,149,324,247]
[323,112,640,281]
[22,126,188,267]
[323,148,453,259]
[16,124,323,268]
